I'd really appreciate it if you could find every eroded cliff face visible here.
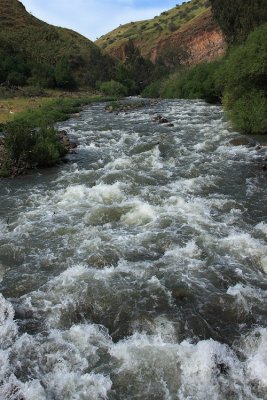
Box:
[150,10,226,66]
[104,10,226,67]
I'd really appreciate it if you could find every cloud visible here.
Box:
[20,0,179,40]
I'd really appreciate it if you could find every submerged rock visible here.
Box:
[152,115,170,124]
[228,137,257,147]
[57,130,77,154]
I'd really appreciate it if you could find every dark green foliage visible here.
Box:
[31,127,66,167]
[225,89,267,134]
[160,60,223,102]
[115,64,137,95]
[28,64,56,88]
[7,71,27,86]
[4,120,36,164]
[209,0,267,43]
[142,81,162,98]
[0,47,30,86]
[123,40,156,93]
[55,59,76,89]
[218,24,267,91]
[100,80,128,97]
[3,122,65,167]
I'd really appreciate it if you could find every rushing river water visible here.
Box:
[0,99,267,400]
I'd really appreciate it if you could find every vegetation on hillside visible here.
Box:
[0,0,115,89]
[96,0,210,60]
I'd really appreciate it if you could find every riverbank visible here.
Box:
[0,91,114,177]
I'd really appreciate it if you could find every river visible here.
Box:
[0,99,267,399]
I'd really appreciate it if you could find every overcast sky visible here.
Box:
[20,0,182,41]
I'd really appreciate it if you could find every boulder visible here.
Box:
[152,115,170,124]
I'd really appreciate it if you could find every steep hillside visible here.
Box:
[0,0,114,88]
[96,0,226,66]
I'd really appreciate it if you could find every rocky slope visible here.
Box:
[96,0,226,67]
[150,9,226,66]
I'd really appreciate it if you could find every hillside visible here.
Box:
[0,0,114,88]
[96,0,226,66]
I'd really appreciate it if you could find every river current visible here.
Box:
[0,99,267,399]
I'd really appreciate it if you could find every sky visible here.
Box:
[20,0,182,41]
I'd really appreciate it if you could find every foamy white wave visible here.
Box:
[164,240,202,266]
[193,142,209,151]
[135,145,164,170]
[255,222,267,238]
[121,201,156,226]
[0,294,17,350]
[0,378,47,400]
[78,142,99,150]
[177,339,249,400]
[164,196,213,229]
[105,156,132,170]
[246,177,260,197]
[44,372,112,400]
[0,323,112,400]
[0,219,8,240]
[227,284,266,313]
[57,182,124,208]
[0,262,4,283]
[87,182,124,205]
[242,328,267,389]
[220,232,267,272]
[110,333,257,399]
[18,265,116,328]
[168,175,216,194]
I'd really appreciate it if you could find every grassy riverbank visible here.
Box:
[0,90,113,177]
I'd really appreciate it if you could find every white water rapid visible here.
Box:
[0,99,266,399]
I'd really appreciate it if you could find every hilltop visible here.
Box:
[96,0,226,66]
[0,0,114,88]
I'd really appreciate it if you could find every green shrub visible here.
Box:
[160,60,223,102]
[142,80,163,98]
[225,89,267,134]
[218,23,267,90]
[7,71,27,86]
[100,80,128,97]
[31,127,66,167]
[3,121,66,168]
[55,59,77,89]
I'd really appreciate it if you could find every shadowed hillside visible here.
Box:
[0,0,114,88]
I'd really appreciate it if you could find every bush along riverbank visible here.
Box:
[142,22,267,136]
[0,96,113,177]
